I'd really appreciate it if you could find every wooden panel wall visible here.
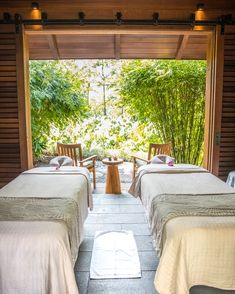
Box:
[0,25,32,187]
[0,27,21,187]
[1,0,235,20]
[219,30,235,180]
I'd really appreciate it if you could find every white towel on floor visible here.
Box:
[90,230,141,279]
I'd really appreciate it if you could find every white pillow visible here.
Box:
[151,154,175,165]
[150,156,164,164]
[49,156,73,169]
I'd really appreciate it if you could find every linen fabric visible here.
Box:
[129,164,235,293]
[0,167,92,294]
[0,221,79,294]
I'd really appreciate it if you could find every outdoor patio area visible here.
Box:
[75,162,159,294]
[95,161,133,185]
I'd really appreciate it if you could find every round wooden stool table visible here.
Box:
[102,158,124,194]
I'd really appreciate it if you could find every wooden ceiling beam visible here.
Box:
[114,34,121,60]
[175,34,189,60]
[47,35,60,59]
[26,28,212,36]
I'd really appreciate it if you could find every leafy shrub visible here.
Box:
[120,60,206,165]
[30,60,89,158]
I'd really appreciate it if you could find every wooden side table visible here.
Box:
[102,158,124,194]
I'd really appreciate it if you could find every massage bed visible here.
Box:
[129,164,235,294]
[0,166,92,294]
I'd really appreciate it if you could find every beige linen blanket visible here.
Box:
[0,166,92,265]
[156,216,235,294]
[131,165,235,293]
[128,164,208,198]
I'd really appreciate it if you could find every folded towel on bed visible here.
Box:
[49,156,73,169]
[151,154,175,165]
[150,193,235,256]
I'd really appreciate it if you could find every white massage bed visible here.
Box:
[129,164,235,294]
[0,166,92,294]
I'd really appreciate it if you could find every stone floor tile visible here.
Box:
[87,271,158,294]
[118,196,142,205]
[75,271,90,294]
[119,204,145,213]
[138,251,159,271]
[86,213,147,224]
[84,223,122,237]
[79,237,94,252]
[92,187,105,194]
[93,197,120,205]
[135,235,156,251]
[121,224,151,236]
[91,204,120,214]
[75,251,92,272]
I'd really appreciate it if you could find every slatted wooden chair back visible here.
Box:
[57,142,83,166]
[147,143,171,160]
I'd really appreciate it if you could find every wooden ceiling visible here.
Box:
[28,33,209,60]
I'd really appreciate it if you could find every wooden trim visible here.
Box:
[16,25,33,170]
[212,27,224,175]
[175,34,189,60]
[204,32,214,171]
[25,27,212,36]
[47,35,60,59]
[203,25,224,175]
[114,34,120,60]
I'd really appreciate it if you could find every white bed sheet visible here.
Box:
[0,167,92,294]
[0,221,79,294]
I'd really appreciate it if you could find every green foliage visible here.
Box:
[30,60,89,158]
[120,60,206,165]
[30,59,206,165]
[49,113,160,161]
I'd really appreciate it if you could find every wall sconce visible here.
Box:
[116,12,122,25]
[153,12,159,25]
[31,2,39,10]
[197,3,204,11]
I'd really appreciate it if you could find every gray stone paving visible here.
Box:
[75,183,159,294]
[74,163,235,294]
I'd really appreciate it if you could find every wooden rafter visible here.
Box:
[47,35,60,59]
[175,34,189,60]
[114,34,121,60]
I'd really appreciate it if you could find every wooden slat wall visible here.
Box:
[1,0,235,21]
[219,32,235,180]
[0,30,21,187]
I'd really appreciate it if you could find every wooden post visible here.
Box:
[203,26,224,176]
[16,25,33,170]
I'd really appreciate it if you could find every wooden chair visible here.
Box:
[57,142,97,189]
[132,143,171,179]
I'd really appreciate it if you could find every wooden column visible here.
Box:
[204,25,235,181]
[204,26,224,176]
[16,25,33,171]
[0,24,32,188]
